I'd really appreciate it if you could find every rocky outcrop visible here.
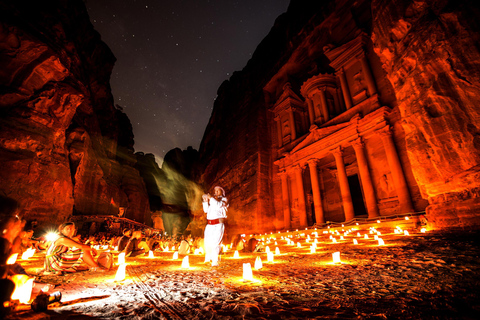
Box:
[371,0,480,227]
[0,0,149,227]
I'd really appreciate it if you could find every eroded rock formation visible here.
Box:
[0,0,149,227]
[199,0,480,232]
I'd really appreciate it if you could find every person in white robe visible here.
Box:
[202,186,228,267]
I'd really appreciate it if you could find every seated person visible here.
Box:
[44,222,107,274]
[117,229,132,252]
[125,231,150,257]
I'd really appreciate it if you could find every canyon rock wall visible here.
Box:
[371,0,480,227]
[0,0,149,227]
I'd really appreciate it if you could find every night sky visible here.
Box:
[85,0,290,165]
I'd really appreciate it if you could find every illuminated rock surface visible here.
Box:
[7,227,480,319]
[0,1,149,224]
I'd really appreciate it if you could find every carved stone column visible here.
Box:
[307,159,325,224]
[337,69,353,110]
[280,171,291,230]
[294,165,308,228]
[318,88,330,122]
[307,99,315,126]
[351,138,379,218]
[378,127,414,213]
[360,55,377,96]
[288,108,296,141]
[332,147,355,221]
[274,116,283,147]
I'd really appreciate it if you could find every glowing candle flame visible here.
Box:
[275,241,277,245]
[265,246,270,253]
[114,246,118,251]
[405,217,410,220]
[377,220,381,223]
[173,252,179,260]
[233,250,240,258]
[340,236,344,240]
[7,253,18,265]
[310,245,316,254]
[404,230,410,236]
[267,251,274,263]
[357,232,361,237]
[243,263,253,281]
[421,228,426,233]
[254,256,262,269]
[378,238,385,246]
[148,251,154,258]
[332,252,341,264]
[181,256,190,268]
[353,239,358,245]
[374,235,379,240]
[275,247,280,255]
[332,238,337,243]
[114,263,126,281]
[364,234,369,239]
[297,242,301,248]
[11,274,34,304]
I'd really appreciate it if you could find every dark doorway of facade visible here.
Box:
[348,174,367,217]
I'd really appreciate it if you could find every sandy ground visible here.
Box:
[4,222,480,319]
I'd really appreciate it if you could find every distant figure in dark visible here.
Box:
[125,231,150,257]
[117,228,132,252]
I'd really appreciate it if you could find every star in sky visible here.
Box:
[86,0,290,165]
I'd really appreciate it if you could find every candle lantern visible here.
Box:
[114,263,127,281]
[267,251,274,263]
[332,252,341,264]
[117,252,125,265]
[243,263,253,281]
[181,256,189,268]
[11,274,34,304]
[254,256,263,269]
[7,253,18,265]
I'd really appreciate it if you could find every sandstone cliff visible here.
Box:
[0,0,149,227]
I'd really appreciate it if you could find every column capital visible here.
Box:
[377,126,392,138]
[307,158,320,167]
[351,137,365,149]
[331,146,343,157]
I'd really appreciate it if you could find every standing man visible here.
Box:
[202,186,228,267]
